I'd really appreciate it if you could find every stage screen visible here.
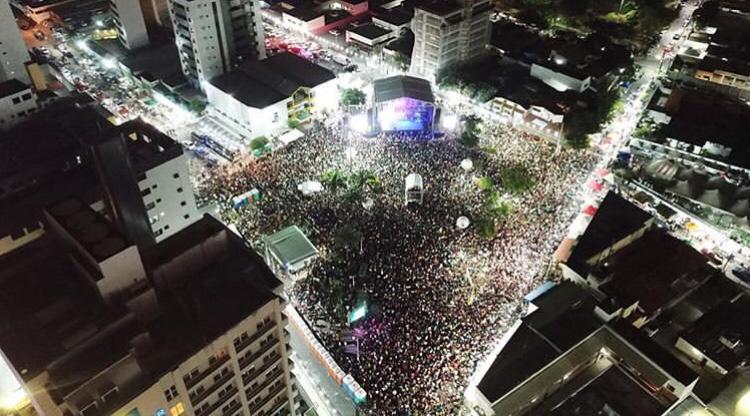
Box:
[377,97,434,132]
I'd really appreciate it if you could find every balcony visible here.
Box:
[239,337,279,371]
[245,367,284,402]
[189,369,235,406]
[261,392,290,416]
[195,385,239,416]
[221,398,242,416]
[235,320,276,354]
[242,352,281,386]
[248,381,287,415]
[184,354,231,390]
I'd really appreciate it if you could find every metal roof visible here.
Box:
[265,226,318,267]
[372,75,434,104]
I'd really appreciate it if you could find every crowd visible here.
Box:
[196,118,597,415]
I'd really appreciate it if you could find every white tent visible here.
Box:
[278,129,304,146]
[405,173,424,205]
[297,181,323,196]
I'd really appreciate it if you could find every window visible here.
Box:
[141,187,152,197]
[173,173,180,178]
[180,201,186,206]
[145,201,156,210]
[154,228,164,237]
[169,402,185,416]
[21,93,31,101]
[177,187,183,193]
[164,385,178,401]
[184,214,190,219]
[136,173,147,181]
[12,97,20,104]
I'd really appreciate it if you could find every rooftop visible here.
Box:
[285,5,323,21]
[0,236,116,382]
[414,0,462,16]
[596,229,715,317]
[567,192,652,274]
[264,225,318,267]
[477,282,601,403]
[657,87,750,169]
[531,366,668,416]
[680,294,750,372]
[0,215,282,411]
[210,52,335,109]
[373,7,413,26]
[348,22,393,40]
[0,79,30,98]
[120,40,183,83]
[373,75,435,104]
[45,196,131,262]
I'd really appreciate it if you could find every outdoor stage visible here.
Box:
[370,75,439,136]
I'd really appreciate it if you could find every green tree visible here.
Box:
[190,99,207,114]
[249,136,269,151]
[322,169,348,194]
[334,224,362,252]
[499,166,535,194]
[485,191,513,219]
[476,216,497,240]
[459,131,480,147]
[476,176,494,192]
[340,88,366,107]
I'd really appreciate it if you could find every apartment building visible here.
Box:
[0,79,37,129]
[0,215,301,416]
[409,0,491,80]
[0,0,30,84]
[169,0,266,88]
[111,0,151,50]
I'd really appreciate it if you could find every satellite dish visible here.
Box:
[456,216,470,229]
[461,159,473,172]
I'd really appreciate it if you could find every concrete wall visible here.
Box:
[138,152,199,241]
[530,63,591,93]
[0,85,36,128]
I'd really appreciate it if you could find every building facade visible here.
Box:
[0,79,37,129]
[0,215,302,416]
[0,0,31,84]
[111,0,151,50]
[409,0,491,80]
[169,0,266,88]
[206,52,337,139]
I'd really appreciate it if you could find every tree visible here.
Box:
[476,176,494,192]
[499,166,535,194]
[476,216,497,240]
[190,99,207,114]
[485,191,512,220]
[249,136,269,152]
[322,169,348,194]
[334,224,362,252]
[459,131,480,147]
[340,88,366,107]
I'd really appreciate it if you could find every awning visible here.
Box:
[278,129,304,146]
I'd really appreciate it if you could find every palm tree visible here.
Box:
[334,224,362,252]
[322,169,347,194]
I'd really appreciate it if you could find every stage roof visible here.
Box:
[373,75,434,104]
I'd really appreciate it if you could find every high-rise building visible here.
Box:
[0,100,200,252]
[409,0,491,81]
[0,214,303,416]
[140,0,171,29]
[169,0,266,88]
[0,0,30,83]
[111,0,151,50]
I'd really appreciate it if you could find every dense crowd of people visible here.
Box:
[195,118,597,415]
